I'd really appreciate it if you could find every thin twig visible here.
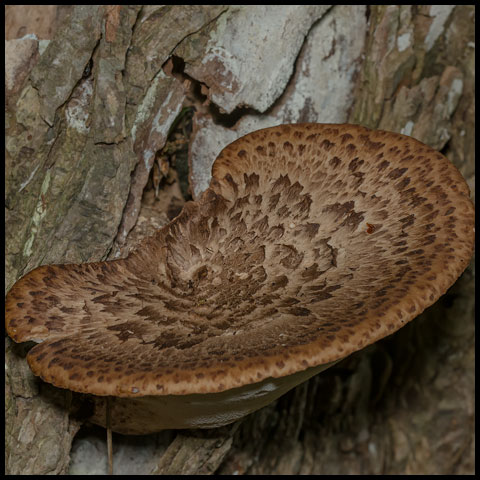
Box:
[106,397,113,475]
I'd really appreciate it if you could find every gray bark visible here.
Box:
[5,5,474,474]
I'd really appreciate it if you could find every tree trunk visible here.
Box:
[5,5,474,474]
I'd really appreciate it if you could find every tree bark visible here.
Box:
[5,5,474,474]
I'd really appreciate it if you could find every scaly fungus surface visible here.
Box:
[6,124,475,433]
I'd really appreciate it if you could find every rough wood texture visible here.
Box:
[5,5,73,40]
[5,5,475,475]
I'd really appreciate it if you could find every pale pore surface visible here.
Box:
[90,361,336,434]
[6,124,475,397]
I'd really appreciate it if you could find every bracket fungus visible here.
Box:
[6,123,475,434]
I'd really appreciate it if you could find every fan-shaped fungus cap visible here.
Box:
[6,124,475,433]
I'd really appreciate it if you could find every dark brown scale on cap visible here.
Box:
[5,123,475,399]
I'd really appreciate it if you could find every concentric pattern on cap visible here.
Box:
[6,124,475,396]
